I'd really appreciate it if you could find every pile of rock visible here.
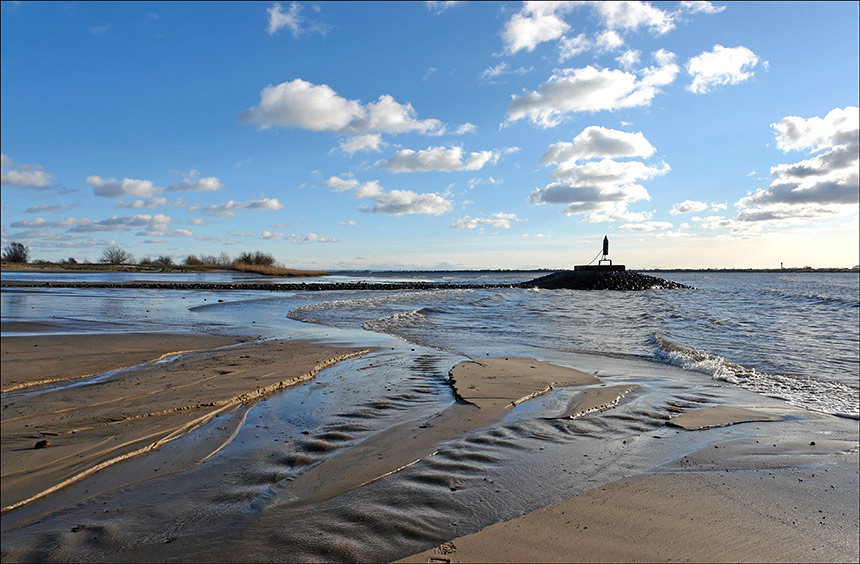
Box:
[520,270,692,291]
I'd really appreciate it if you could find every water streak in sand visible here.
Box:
[1,342,369,515]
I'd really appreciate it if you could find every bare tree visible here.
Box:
[101,247,135,265]
[2,242,29,263]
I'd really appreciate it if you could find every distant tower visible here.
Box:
[574,236,625,271]
[599,236,611,265]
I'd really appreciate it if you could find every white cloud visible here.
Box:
[426,1,460,14]
[670,199,709,215]
[616,49,641,70]
[531,125,666,219]
[468,176,502,189]
[550,158,670,183]
[529,181,651,216]
[382,146,501,173]
[337,220,356,226]
[24,203,79,213]
[241,79,448,136]
[691,215,735,230]
[451,212,521,229]
[686,44,760,94]
[594,1,674,34]
[507,51,679,128]
[540,126,656,165]
[338,133,384,155]
[480,62,532,83]
[501,2,574,55]
[617,220,673,231]
[558,34,592,62]
[735,106,859,224]
[676,1,726,15]
[711,202,728,211]
[324,175,360,192]
[595,29,624,52]
[260,231,282,240]
[115,197,169,209]
[201,198,284,217]
[287,232,341,244]
[87,175,161,198]
[62,214,173,234]
[167,176,222,192]
[266,2,330,37]
[336,179,452,216]
[1,154,54,188]
[772,106,859,153]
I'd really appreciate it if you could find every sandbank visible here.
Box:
[668,405,782,430]
[0,333,368,514]
[1,332,242,392]
[402,437,859,563]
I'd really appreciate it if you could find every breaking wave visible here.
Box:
[651,333,859,419]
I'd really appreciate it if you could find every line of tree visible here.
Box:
[3,241,279,270]
[2,242,29,263]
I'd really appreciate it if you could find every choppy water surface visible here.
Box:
[288,271,859,417]
[3,270,858,416]
[1,269,858,562]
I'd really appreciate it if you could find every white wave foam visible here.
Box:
[652,334,859,418]
[362,309,429,334]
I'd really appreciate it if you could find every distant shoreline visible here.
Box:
[2,264,858,276]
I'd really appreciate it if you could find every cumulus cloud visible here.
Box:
[115,197,169,209]
[451,212,521,229]
[503,1,720,61]
[691,215,735,229]
[772,106,859,153]
[558,34,591,61]
[686,44,760,94]
[617,220,673,231]
[266,2,330,37]
[324,175,360,192]
[595,1,674,34]
[735,106,859,224]
[1,154,54,188]
[241,79,453,137]
[61,214,173,235]
[540,126,656,165]
[501,2,575,54]
[507,50,679,128]
[201,198,284,217]
[382,146,502,173]
[676,1,726,15]
[670,199,709,215]
[338,134,384,155]
[286,232,341,244]
[333,179,452,216]
[426,1,460,14]
[167,175,223,192]
[531,125,666,221]
[595,29,624,51]
[87,175,161,198]
[25,203,79,213]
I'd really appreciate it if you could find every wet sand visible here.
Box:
[1,338,858,563]
[1,333,368,515]
[402,438,858,563]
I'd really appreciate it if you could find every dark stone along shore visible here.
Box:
[523,270,693,290]
[0,271,691,292]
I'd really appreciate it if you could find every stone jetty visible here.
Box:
[1,271,691,292]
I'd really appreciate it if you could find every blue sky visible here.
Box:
[2,1,858,269]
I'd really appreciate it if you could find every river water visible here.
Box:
[1,269,858,561]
